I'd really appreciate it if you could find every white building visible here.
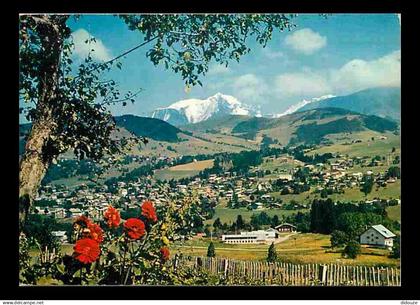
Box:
[278,174,293,181]
[52,231,68,244]
[360,225,396,249]
[221,229,277,244]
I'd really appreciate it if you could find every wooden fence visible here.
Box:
[173,256,400,286]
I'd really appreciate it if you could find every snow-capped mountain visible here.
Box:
[272,94,336,118]
[151,93,261,126]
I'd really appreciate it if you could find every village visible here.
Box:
[31,146,400,255]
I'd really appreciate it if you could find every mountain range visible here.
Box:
[297,87,400,121]
[151,87,400,125]
[20,86,401,159]
[151,93,261,126]
[271,94,336,118]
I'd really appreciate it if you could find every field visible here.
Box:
[171,233,400,267]
[137,132,257,158]
[205,206,308,225]
[308,131,400,158]
[155,159,214,181]
[27,232,398,270]
[386,205,401,222]
[269,180,400,205]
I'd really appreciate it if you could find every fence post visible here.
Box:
[320,264,327,286]
[224,259,229,278]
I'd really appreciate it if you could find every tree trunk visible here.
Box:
[19,15,67,230]
[19,118,55,228]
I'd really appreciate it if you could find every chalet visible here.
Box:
[360,225,396,249]
[275,223,297,233]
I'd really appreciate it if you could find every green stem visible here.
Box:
[80,266,84,285]
[119,241,128,284]
[123,241,136,285]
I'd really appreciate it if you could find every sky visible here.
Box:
[21,14,401,122]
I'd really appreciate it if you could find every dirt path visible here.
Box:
[273,233,297,244]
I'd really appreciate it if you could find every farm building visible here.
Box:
[221,229,277,244]
[360,225,396,249]
[275,223,297,233]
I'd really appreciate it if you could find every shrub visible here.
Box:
[207,242,216,258]
[390,236,400,259]
[342,241,361,259]
[330,230,348,248]
[20,197,209,285]
[267,242,277,262]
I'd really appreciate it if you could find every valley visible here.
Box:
[22,90,401,274]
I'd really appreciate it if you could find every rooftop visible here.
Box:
[370,224,396,238]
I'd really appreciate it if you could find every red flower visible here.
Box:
[160,247,170,261]
[87,222,104,243]
[74,215,91,227]
[104,206,121,228]
[73,238,100,264]
[124,218,146,240]
[141,201,158,222]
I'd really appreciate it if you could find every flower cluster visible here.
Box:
[73,238,101,264]
[160,247,170,262]
[71,201,170,267]
[72,214,107,264]
[103,205,121,228]
[141,201,158,222]
[123,218,145,240]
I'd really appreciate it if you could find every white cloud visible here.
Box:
[397,14,401,26]
[274,71,332,97]
[284,28,327,55]
[231,73,269,104]
[207,51,400,112]
[71,29,112,62]
[272,50,400,99]
[330,50,401,94]
[262,48,285,59]
[207,64,231,76]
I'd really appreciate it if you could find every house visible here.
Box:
[360,225,396,249]
[275,223,297,233]
[250,202,263,210]
[265,228,279,239]
[278,174,293,181]
[50,207,66,219]
[51,231,68,244]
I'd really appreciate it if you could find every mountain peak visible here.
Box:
[151,93,258,125]
[273,94,336,118]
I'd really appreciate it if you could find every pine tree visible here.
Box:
[236,215,245,230]
[267,242,277,262]
[207,241,216,257]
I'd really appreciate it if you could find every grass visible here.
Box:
[269,180,400,205]
[168,159,214,171]
[205,206,308,225]
[154,159,214,181]
[171,234,400,267]
[386,205,401,222]
[309,131,400,158]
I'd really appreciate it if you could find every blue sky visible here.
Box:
[22,14,401,122]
